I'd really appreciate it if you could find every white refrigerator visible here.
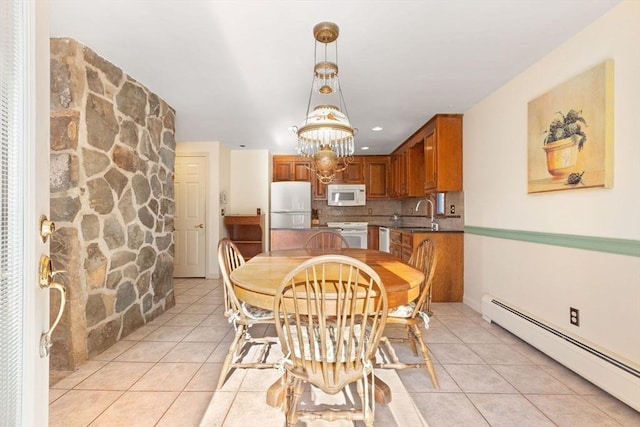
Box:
[270,181,311,229]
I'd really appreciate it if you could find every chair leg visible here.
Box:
[410,323,439,389]
[406,324,418,356]
[361,373,375,427]
[266,374,286,408]
[216,325,244,389]
[286,376,304,427]
[425,287,433,317]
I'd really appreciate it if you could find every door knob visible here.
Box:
[196,224,204,229]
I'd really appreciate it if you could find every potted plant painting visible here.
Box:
[542,109,587,184]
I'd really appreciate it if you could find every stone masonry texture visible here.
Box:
[50,38,176,369]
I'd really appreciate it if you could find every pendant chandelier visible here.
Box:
[295,22,355,184]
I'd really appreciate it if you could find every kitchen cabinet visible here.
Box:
[272,156,311,182]
[391,150,408,198]
[389,229,463,302]
[312,156,387,200]
[407,138,425,196]
[312,158,362,200]
[224,215,264,259]
[389,230,403,259]
[390,126,426,199]
[423,114,463,192]
[367,225,379,250]
[312,174,327,200]
[363,156,389,199]
[339,157,364,183]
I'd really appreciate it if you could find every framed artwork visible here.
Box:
[527,60,613,193]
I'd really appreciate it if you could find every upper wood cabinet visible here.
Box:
[423,114,463,192]
[312,174,327,199]
[390,132,424,199]
[390,150,408,198]
[311,156,385,200]
[407,138,425,196]
[339,157,364,183]
[272,156,311,182]
[272,116,462,200]
[363,156,389,199]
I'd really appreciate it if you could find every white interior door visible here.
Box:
[174,155,207,277]
[0,0,50,425]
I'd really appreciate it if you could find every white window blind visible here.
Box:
[0,0,25,424]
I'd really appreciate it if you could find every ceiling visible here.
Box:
[50,0,620,155]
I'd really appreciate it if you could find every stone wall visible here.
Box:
[49,38,176,369]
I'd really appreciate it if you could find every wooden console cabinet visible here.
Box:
[224,215,264,259]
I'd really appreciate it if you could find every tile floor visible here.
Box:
[49,278,640,426]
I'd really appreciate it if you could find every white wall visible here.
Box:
[230,150,271,248]
[463,0,639,368]
[176,141,226,278]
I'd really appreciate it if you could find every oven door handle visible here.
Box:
[340,229,365,235]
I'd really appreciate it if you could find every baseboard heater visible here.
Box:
[481,294,640,412]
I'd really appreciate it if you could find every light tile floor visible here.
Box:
[49,278,640,426]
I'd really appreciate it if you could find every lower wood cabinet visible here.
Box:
[389,230,463,302]
[367,225,379,250]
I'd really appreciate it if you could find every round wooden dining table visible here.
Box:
[230,247,424,406]
[230,248,424,311]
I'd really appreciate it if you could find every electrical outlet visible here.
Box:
[570,307,580,326]
[368,208,372,214]
[450,204,456,215]
[221,208,225,216]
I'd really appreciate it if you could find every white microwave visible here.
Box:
[327,184,366,206]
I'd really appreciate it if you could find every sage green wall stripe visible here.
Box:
[464,226,640,257]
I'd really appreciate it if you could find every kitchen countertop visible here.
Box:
[271,225,463,233]
[371,225,463,233]
[391,227,463,233]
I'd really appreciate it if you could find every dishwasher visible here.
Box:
[378,227,390,252]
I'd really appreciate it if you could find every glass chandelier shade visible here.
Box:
[296,22,355,183]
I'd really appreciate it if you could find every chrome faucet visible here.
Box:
[415,198,439,231]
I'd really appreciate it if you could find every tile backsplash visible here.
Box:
[312,191,464,230]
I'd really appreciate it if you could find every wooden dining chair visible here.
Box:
[377,238,440,389]
[273,255,388,427]
[303,230,350,250]
[216,238,278,389]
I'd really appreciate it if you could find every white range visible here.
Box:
[326,221,368,249]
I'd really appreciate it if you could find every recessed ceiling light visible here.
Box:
[360,146,370,150]
[371,126,383,132]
